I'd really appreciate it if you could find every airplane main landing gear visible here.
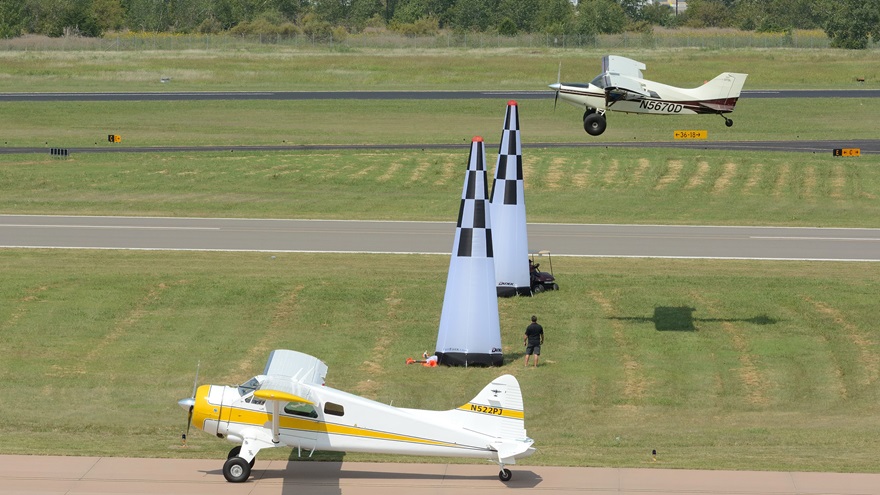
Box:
[499,468,512,482]
[584,113,607,136]
[725,117,734,127]
[223,456,251,483]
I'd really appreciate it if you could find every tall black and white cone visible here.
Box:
[435,137,503,367]
[490,101,530,297]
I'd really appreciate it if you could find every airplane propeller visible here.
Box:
[552,62,562,110]
[177,361,200,446]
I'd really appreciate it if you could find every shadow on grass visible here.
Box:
[609,306,779,332]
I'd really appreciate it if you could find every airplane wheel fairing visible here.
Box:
[584,113,606,136]
[725,118,733,127]
[223,457,251,483]
[499,468,512,482]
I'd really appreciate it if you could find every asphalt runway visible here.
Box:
[3,455,880,495]
[1,89,878,102]
[2,215,878,261]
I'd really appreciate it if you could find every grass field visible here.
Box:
[1,45,879,473]
[1,148,878,227]
[1,250,878,472]
[1,96,880,148]
[0,46,878,92]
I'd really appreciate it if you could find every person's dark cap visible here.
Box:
[531,315,537,322]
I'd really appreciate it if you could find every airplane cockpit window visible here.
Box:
[238,377,261,396]
[284,402,318,418]
[591,75,607,88]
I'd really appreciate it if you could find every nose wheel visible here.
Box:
[499,468,512,482]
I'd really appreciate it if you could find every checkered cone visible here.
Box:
[435,137,503,367]
[490,101,530,297]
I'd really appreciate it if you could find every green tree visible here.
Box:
[349,0,384,30]
[0,0,26,37]
[92,0,125,31]
[536,0,573,34]
[823,0,879,49]
[576,0,624,35]
[450,0,497,31]
[497,0,539,33]
[682,0,733,28]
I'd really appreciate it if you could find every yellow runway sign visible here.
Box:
[674,130,707,140]
[833,148,860,156]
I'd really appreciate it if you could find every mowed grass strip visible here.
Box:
[0,46,878,92]
[2,148,878,227]
[1,97,878,147]
[1,250,878,472]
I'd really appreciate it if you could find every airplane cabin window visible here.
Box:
[284,402,318,418]
[324,402,344,417]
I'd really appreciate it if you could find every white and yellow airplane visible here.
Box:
[178,349,535,483]
[549,55,748,136]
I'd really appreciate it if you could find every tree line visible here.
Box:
[1,0,877,49]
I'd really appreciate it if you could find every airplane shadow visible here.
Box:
[608,306,778,332]
[202,460,542,492]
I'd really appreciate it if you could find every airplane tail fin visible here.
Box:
[451,374,534,464]
[695,72,748,97]
[692,73,748,112]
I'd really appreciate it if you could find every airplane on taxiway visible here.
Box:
[178,349,535,483]
[550,55,748,136]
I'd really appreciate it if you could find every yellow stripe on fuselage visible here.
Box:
[219,406,483,451]
[456,402,524,420]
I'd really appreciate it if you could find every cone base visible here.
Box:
[496,285,532,298]
[436,352,503,367]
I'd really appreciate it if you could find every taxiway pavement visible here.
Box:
[3,455,880,495]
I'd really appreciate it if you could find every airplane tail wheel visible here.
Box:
[725,118,733,127]
[584,113,607,136]
[499,468,512,482]
[223,457,251,483]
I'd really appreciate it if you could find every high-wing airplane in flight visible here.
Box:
[178,349,535,483]
[549,55,748,136]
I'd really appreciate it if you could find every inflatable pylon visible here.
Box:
[490,101,531,297]
[435,137,503,367]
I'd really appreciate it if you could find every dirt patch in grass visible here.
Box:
[773,163,790,197]
[803,166,817,199]
[378,162,403,182]
[603,159,620,187]
[589,291,647,402]
[743,163,764,195]
[355,289,402,398]
[807,297,878,387]
[830,165,846,199]
[632,158,651,185]
[712,162,737,194]
[571,159,592,188]
[655,159,683,190]
[686,161,710,190]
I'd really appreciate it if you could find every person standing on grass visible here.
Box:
[524,315,544,367]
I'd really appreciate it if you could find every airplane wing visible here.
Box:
[263,349,328,386]
[602,55,646,79]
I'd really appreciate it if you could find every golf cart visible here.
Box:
[529,250,558,294]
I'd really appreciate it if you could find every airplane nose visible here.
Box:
[178,397,195,411]
[548,83,561,90]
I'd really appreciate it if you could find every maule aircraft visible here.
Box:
[549,55,748,136]
[178,349,535,483]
